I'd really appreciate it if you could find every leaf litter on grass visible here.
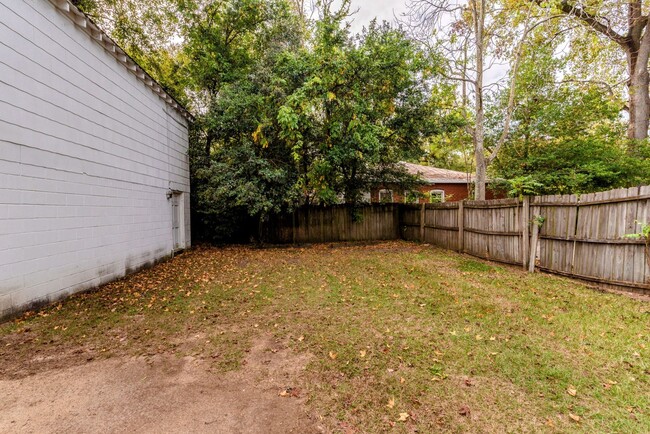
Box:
[1,241,648,433]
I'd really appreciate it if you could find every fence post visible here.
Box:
[420,202,426,242]
[528,216,541,273]
[522,197,530,269]
[458,200,464,253]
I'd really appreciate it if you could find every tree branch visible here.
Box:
[536,0,631,48]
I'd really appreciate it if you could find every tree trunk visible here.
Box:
[627,0,650,143]
[629,38,650,142]
[473,0,487,200]
[536,0,650,144]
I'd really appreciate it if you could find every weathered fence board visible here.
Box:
[264,185,650,293]
[535,186,650,292]
[266,204,400,244]
[462,198,523,265]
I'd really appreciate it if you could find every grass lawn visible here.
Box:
[1,241,648,433]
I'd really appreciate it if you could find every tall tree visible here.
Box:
[278,9,462,205]
[528,0,650,145]
[404,0,544,199]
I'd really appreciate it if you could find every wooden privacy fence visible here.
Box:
[265,204,400,244]
[402,198,529,267]
[532,186,650,292]
[265,186,650,293]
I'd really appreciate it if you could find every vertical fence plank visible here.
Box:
[419,202,425,242]
[522,197,530,270]
[458,201,464,253]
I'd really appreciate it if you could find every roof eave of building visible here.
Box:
[420,179,500,185]
[48,0,194,122]
[421,179,474,184]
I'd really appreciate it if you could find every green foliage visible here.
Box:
[490,40,650,196]
[277,15,462,205]
[72,0,188,103]
[193,140,299,242]
[185,2,459,241]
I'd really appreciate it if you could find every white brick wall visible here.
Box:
[0,0,191,318]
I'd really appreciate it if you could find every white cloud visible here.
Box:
[346,0,408,33]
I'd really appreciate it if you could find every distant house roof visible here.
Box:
[400,161,473,184]
[48,0,193,121]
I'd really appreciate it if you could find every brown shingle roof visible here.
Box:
[400,162,473,184]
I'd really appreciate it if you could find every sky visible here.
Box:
[347,0,409,33]
[344,0,508,85]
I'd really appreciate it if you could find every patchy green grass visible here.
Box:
[1,241,648,433]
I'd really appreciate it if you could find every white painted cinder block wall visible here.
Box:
[0,0,191,319]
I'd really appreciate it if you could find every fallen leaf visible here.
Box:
[387,397,395,409]
[400,377,406,384]
[569,413,581,422]
[397,412,409,422]
[567,386,577,397]
[359,350,366,358]
[458,405,471,417]
[329,351,337,360]
[298,335,304,342]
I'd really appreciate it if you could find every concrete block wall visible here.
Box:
[0,0,191,319]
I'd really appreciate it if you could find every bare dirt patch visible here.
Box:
[0,335,319,434]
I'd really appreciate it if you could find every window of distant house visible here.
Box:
[404,190,419,204]
[379,189,393,203]
[429,189,445,203]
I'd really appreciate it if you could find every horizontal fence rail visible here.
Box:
[264,186,650,294]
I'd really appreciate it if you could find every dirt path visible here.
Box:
[0,336,320,434]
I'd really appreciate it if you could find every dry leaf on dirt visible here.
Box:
[328,351,337,360]
[387,397,395,409]
[397,412,409,422]
[359,350,366,358]
[458,405,471,417]
[569,413,581,422]
[567,386,577,397]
